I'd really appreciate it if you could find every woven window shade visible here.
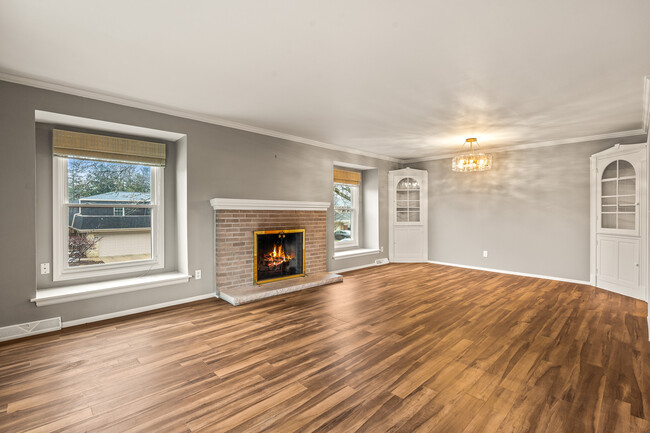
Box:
[333,168,361,185]
[52,129,166,166]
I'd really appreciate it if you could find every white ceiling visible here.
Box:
[1,1,649,160]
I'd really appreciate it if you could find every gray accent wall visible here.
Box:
[409,135,647,282]
[0,80,397,327]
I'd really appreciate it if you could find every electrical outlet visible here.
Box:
[40,263,50,275]
[380,246,384,253]
[195,270,202,280]
[483,251,488,258]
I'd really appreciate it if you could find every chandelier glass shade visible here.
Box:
[451,138,492,172]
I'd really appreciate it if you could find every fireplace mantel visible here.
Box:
[210,198,330,211]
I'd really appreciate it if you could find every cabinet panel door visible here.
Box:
[596,235,642,299]
[394,227,424,260]
[597,238,618,280]
[617,239,639,286]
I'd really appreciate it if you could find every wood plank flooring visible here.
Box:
[1,263,649,432]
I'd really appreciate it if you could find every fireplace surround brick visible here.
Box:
[215,210,327,291]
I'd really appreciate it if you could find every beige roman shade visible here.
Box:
[333,168,361,185]
[52,129,166,166]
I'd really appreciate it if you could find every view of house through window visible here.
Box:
[333,168,361,247]
[334,183,356,244]
[66,158,153,266]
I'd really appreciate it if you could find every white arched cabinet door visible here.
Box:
[389,168,428,262]
[590,143,647,301]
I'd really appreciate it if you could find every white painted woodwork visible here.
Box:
[210,198,330,211]
[389,168,428,262]
[590,143,647,301]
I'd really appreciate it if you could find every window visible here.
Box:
[52,129,165,281]
[333,168,361,248]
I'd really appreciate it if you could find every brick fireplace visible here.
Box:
[211,199,332,295]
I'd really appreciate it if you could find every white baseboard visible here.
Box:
[62,292,217,328]
[334,260,390,273]
[0,317,62,342]
[428,261,591,285]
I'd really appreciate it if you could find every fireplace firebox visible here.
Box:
[254,229,305,284]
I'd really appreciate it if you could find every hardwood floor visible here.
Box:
[1,263,649,432]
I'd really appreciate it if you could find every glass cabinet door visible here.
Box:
[396,177,420,223]
[600,159,637,232]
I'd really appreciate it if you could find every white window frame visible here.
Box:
[52,156,165,281]
[334,182,359,249]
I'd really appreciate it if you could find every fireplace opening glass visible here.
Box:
[254,229,305,284]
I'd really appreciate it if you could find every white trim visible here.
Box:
[334,261,389,273]
[52,157,165,281]
[428,261,591,285]
[402,130,647,163]
[333,248,380,260]
[5,74,645,163]
[0,317,61,343]
[210,198,330,211]
[31,272,191,306]
[643,75,650,132]
[35,110,185,141]
[333,161,377,170]
[1,72,399,163]
[62,293,216,328]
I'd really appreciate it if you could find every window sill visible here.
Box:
[31,272,191,306]
[333,248,381,260]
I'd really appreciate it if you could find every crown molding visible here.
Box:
[401,129,647,163]
[643,75,650,132]
[2,71,647,164]
[0,71,401,163]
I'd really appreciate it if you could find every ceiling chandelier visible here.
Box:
[451,138,492,172]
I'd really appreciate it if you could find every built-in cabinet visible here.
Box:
[389,168,428,262]
[590,143,647,300]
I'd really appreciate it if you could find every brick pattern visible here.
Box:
[215,210,327,291]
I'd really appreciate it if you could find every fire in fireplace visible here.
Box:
[254,229,305,284]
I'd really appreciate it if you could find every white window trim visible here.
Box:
[52,156,165,282]
[334,182,359,249]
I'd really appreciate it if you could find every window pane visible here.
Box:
[66,158,153,267]
[618,178,635,195]
[618,213,635,230]
[68,205,152,266]
[334,210,352,242]
[602,161,617,179]
[601,180,616,196]
[618,160,635,178]
[333,184,353,208]
[397,177,419,190]
[68,158,151,203]
[602,214,616,229]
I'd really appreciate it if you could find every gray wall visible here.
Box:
[0,80,397,327]
[410,135,647,282]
